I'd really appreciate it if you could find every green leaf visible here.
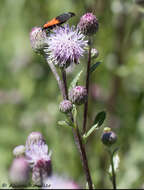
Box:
[93,111,106,127]
[57,120,71,128]
[83,123,99,140]
[69,69,83,92]
[90,62,101,74]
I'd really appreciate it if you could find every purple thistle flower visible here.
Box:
[25,132,52,186]
[43,174,80,189]
[9,157,30,187]
[45,24,88,68]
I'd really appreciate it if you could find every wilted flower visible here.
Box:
[30,27,48,54]
[45,24,87,68]
[69,86,87,105]
[43,174,79,189]
[59,100,73,113]
[9,157,30,187]
[13,145,25,157]
[78,13,99,36]
[91,48,99,59]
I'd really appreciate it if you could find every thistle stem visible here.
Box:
[45,57,67,100]
[61,68,93,189]
[83,37,92,134]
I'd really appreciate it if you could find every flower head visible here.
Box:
[13,145,25,157]
[78,13,99,36]
[45,24,87,68]
[9,157,30,187]
[25,137,52,186]
[69,86,87,105]
[30,27,48,54]
[59,100,73,113]
[43,174,79,189]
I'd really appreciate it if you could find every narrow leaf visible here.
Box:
[90,62,101,74]
[93,111,106,127]
[83,123,99,140]
[69,69,83,92]
[57,120,71,128]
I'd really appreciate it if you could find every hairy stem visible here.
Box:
[45,57,67,100]
[83,37,92,134]
[61,68,93,189]
[61,69,68,100]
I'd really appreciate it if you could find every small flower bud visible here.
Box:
[101,127,117,146]
[69,86,87,105]
[78,13,99,36]
[9,157,30,187]
[59,100,73,113]
[30,27,48,54]
[13,145,25,157]
[91,48,99,59]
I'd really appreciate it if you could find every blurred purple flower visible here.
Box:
[25,132,52,186]
[43,174,80,189]
[9,157,30,187]
[45,24,87,68]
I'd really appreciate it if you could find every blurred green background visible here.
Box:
[0,0,144,188]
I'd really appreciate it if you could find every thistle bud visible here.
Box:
[78,13,99,36]
[59,100,73,113]
[9,157,30,187]
[13,145,25,157]
[69,86,87,105]
[101,127,117,146]
[30,27,48,54]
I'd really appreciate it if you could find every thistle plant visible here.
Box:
[8,12,121,189]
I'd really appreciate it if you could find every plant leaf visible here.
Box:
[57,120,71,128]
[93,111,106,127]
[69,69,83,92]
[90,62,101,74]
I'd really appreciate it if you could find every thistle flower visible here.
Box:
[25,132,45,151]
[101,127,117,146]
[78,13,99,36]
[9,157,30,187]
[25,132,52,186]
[59,100,73,113]
[45,24,87,68]
[13,145,25,157]
[69,86,87,105]
[30,27,48,54]
[43,174,79,189]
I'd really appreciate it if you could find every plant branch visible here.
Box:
[83,37,92,134]
[61,68,93,189]
[45,56,67,100]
